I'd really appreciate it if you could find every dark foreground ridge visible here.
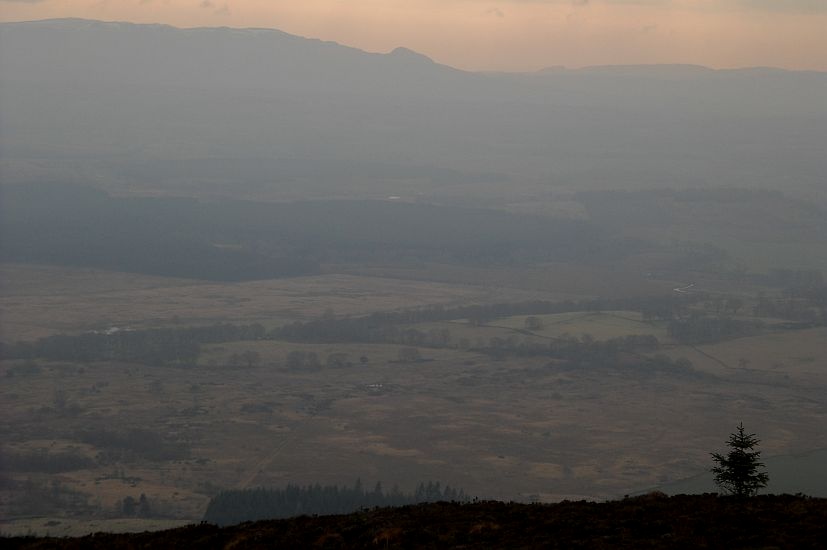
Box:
[6,495,827,549]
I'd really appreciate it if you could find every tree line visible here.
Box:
[666,316,763,345]
[203,480,470,526]
[0,296,696,365]
[17,288,812,366]
[75,428,190,462]
[2,323,265,366]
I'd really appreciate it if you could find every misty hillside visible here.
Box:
[0,183,615,281]
[1,19,826,200]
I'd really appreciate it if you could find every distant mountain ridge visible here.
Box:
[3,18,820,77]
[0,18,463,95]
[1,18,825,198]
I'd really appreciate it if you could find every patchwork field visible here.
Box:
[0,264,554,342]
[4,332,826,528]
[2,260,826,536]
[660,328,827,384]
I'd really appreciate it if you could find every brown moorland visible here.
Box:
[5,495,827,549]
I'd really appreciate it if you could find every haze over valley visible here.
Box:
[1,17,826,538]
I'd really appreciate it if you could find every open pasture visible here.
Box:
[3,322,825,533]
[0,263,552,342]
[340,261,675,299]
[661,327,827,385]
[2,261,826,535]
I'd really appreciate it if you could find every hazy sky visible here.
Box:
[1,0,826,71]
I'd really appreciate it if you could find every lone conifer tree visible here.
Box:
[711,422,769,497]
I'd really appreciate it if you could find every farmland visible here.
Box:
[2,255,826,535]
[2,20,827,543]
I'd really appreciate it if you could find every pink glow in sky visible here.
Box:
[1,1,825,71]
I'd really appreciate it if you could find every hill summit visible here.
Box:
[6,495,827,549]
